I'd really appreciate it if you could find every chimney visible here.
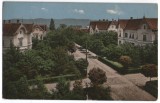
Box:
[8,20,11,23]
[130,17,133,19]
[3,20,5,24]
[17,19,20,23]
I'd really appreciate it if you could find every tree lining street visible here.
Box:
[45,44,156,100]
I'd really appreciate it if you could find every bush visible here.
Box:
[144,80,158,98]
[119,56,132,69]
[141,64,157,81]
[88,67,107,86]
[87,86,112,100]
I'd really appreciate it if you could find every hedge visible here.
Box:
[98,56,142,74]
[144,80,158,98]
[28,74,78,85]
[98,56,124,73]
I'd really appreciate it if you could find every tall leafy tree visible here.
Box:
[88,67,107,86]
[49,18,55,31]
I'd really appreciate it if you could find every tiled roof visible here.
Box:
[118,19,128,29]
[145,18,158,30]
[90,21,111,30]
[39,25,47,31]
[23,24,34,33]
[110,20,118,26]
[3,23,21,36]
[33,24,47,31]
[124,19,142,30]
[122,17,158,30]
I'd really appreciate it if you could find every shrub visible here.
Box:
[141,64,157,81]
[87,86,112,100]
[88,67,107,86]
[119,56,132,69]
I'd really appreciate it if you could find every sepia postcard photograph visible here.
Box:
[1,0,158,101]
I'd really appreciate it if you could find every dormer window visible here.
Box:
[20,30,22,34]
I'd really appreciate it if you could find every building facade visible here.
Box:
[3,21,32,51]
[89,20,118,34]
[3,20,47,51]
[118,17,158,45]
[32,24,47,40]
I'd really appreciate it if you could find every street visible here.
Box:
[45,45,156,100]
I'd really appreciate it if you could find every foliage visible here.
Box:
[67,42,76,53]
[3,76,31,99]
[28,74,77,85]
[89,39,105,55]
[88,67,107,86]
[71,80,86,100]
[87,86,112,100]
[119,56,132,69]
[141,64,158,80]
[75,58,88,77]
[58,24,67,29]
[49,18,55,31]
[52,78,70,99]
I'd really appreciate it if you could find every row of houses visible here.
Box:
[89,16,158,46]
[3,16,158,52]
[3,20,47,51]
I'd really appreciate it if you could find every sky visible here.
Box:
[3,2,158,20]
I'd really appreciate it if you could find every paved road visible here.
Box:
[45,46,156,100]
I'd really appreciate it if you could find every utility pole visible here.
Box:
[86,39,88,62]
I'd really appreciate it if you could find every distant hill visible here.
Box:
[6,18,91,28]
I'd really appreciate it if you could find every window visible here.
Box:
[20,30,22,34]
[129,34,132,38]
[132,34,134,39]
[144,25,146,29]
[125,33,128,38]
[119,41,121,44]
[10,39,13,45]
[40,35,43,40]
[18,38,23,46]
[119,33,121,37]
[143,35,147,41]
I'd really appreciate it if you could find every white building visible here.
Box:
[107,20,118,32]
[89,20,118,34]
[3,20,32,51]
[118,17,158,45]
[89,20,111,34]
[3,20,47,51]
[32,24,47,40]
